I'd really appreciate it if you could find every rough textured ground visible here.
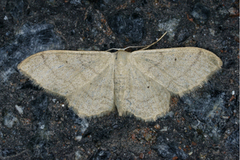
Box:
[0,0,239,159]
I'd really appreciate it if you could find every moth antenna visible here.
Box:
[139,32,167,50]
[106,32,167,52]
[106,46,145,52]
[106,48,124,52]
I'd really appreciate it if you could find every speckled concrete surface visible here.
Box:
[0,0,239,159]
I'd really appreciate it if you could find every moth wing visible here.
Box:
[18,50,115,117]
[115,62,170,121]
[130,47,222,95]
[18,50,114,96]
[67,60,115,117]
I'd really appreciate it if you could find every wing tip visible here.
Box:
[71,106,116,120]
[118,107,170,122]
[172,66,222,97]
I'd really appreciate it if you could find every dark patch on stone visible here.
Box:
[89,149,111,160]
[191,3,210,24]
[108,11,144,43]
[31,94,49,121]
[151,136,189,159]
[225,129,239,153]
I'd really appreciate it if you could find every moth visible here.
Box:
[18,38,222,121]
